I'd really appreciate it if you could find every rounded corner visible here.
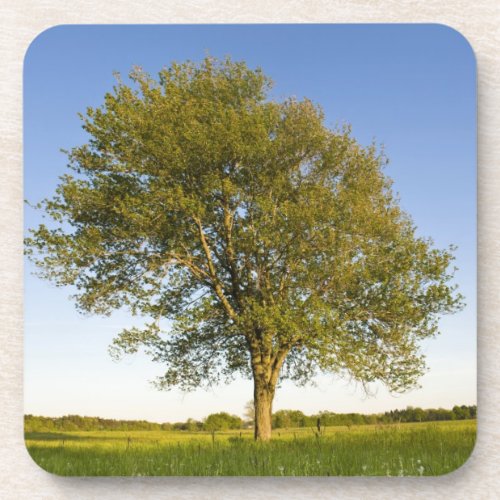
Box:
[432,425,477,477]
[429,23,477,69]
[23,24,70,73]
[23,434,66,477]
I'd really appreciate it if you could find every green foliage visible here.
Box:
[203,412,243,431]
[272,410,307,428]
[24,414,166,432]
[25,56,463,398]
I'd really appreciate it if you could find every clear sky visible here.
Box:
[24,24,476,422]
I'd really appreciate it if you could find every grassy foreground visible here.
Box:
[25,420,476,476]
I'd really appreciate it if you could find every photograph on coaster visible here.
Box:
[24,24,476,476]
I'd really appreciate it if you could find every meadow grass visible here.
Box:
[25,420,476,476]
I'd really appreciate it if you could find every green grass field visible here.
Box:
[25,420,476,476]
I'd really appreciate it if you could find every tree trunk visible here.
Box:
[253,375,274,441]
[250,340,289,441]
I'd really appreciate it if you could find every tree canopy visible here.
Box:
[26,56,463,440]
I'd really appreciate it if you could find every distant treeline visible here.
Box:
[273,405,477,429]
[25,405,476,433]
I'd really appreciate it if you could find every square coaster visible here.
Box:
[24,24,476,476]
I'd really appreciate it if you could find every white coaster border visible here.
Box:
[2,3,498,498]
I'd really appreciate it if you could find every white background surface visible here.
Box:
[1,1,498,498]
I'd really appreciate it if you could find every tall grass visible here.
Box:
[25,420,476,476]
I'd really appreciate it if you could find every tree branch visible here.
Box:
[221,202,242,307]
[193,216,239,322]
[269,347,291,388]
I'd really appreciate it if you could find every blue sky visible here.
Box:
[24,24,476,422]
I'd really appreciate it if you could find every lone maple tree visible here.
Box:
[26,57,463,440]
